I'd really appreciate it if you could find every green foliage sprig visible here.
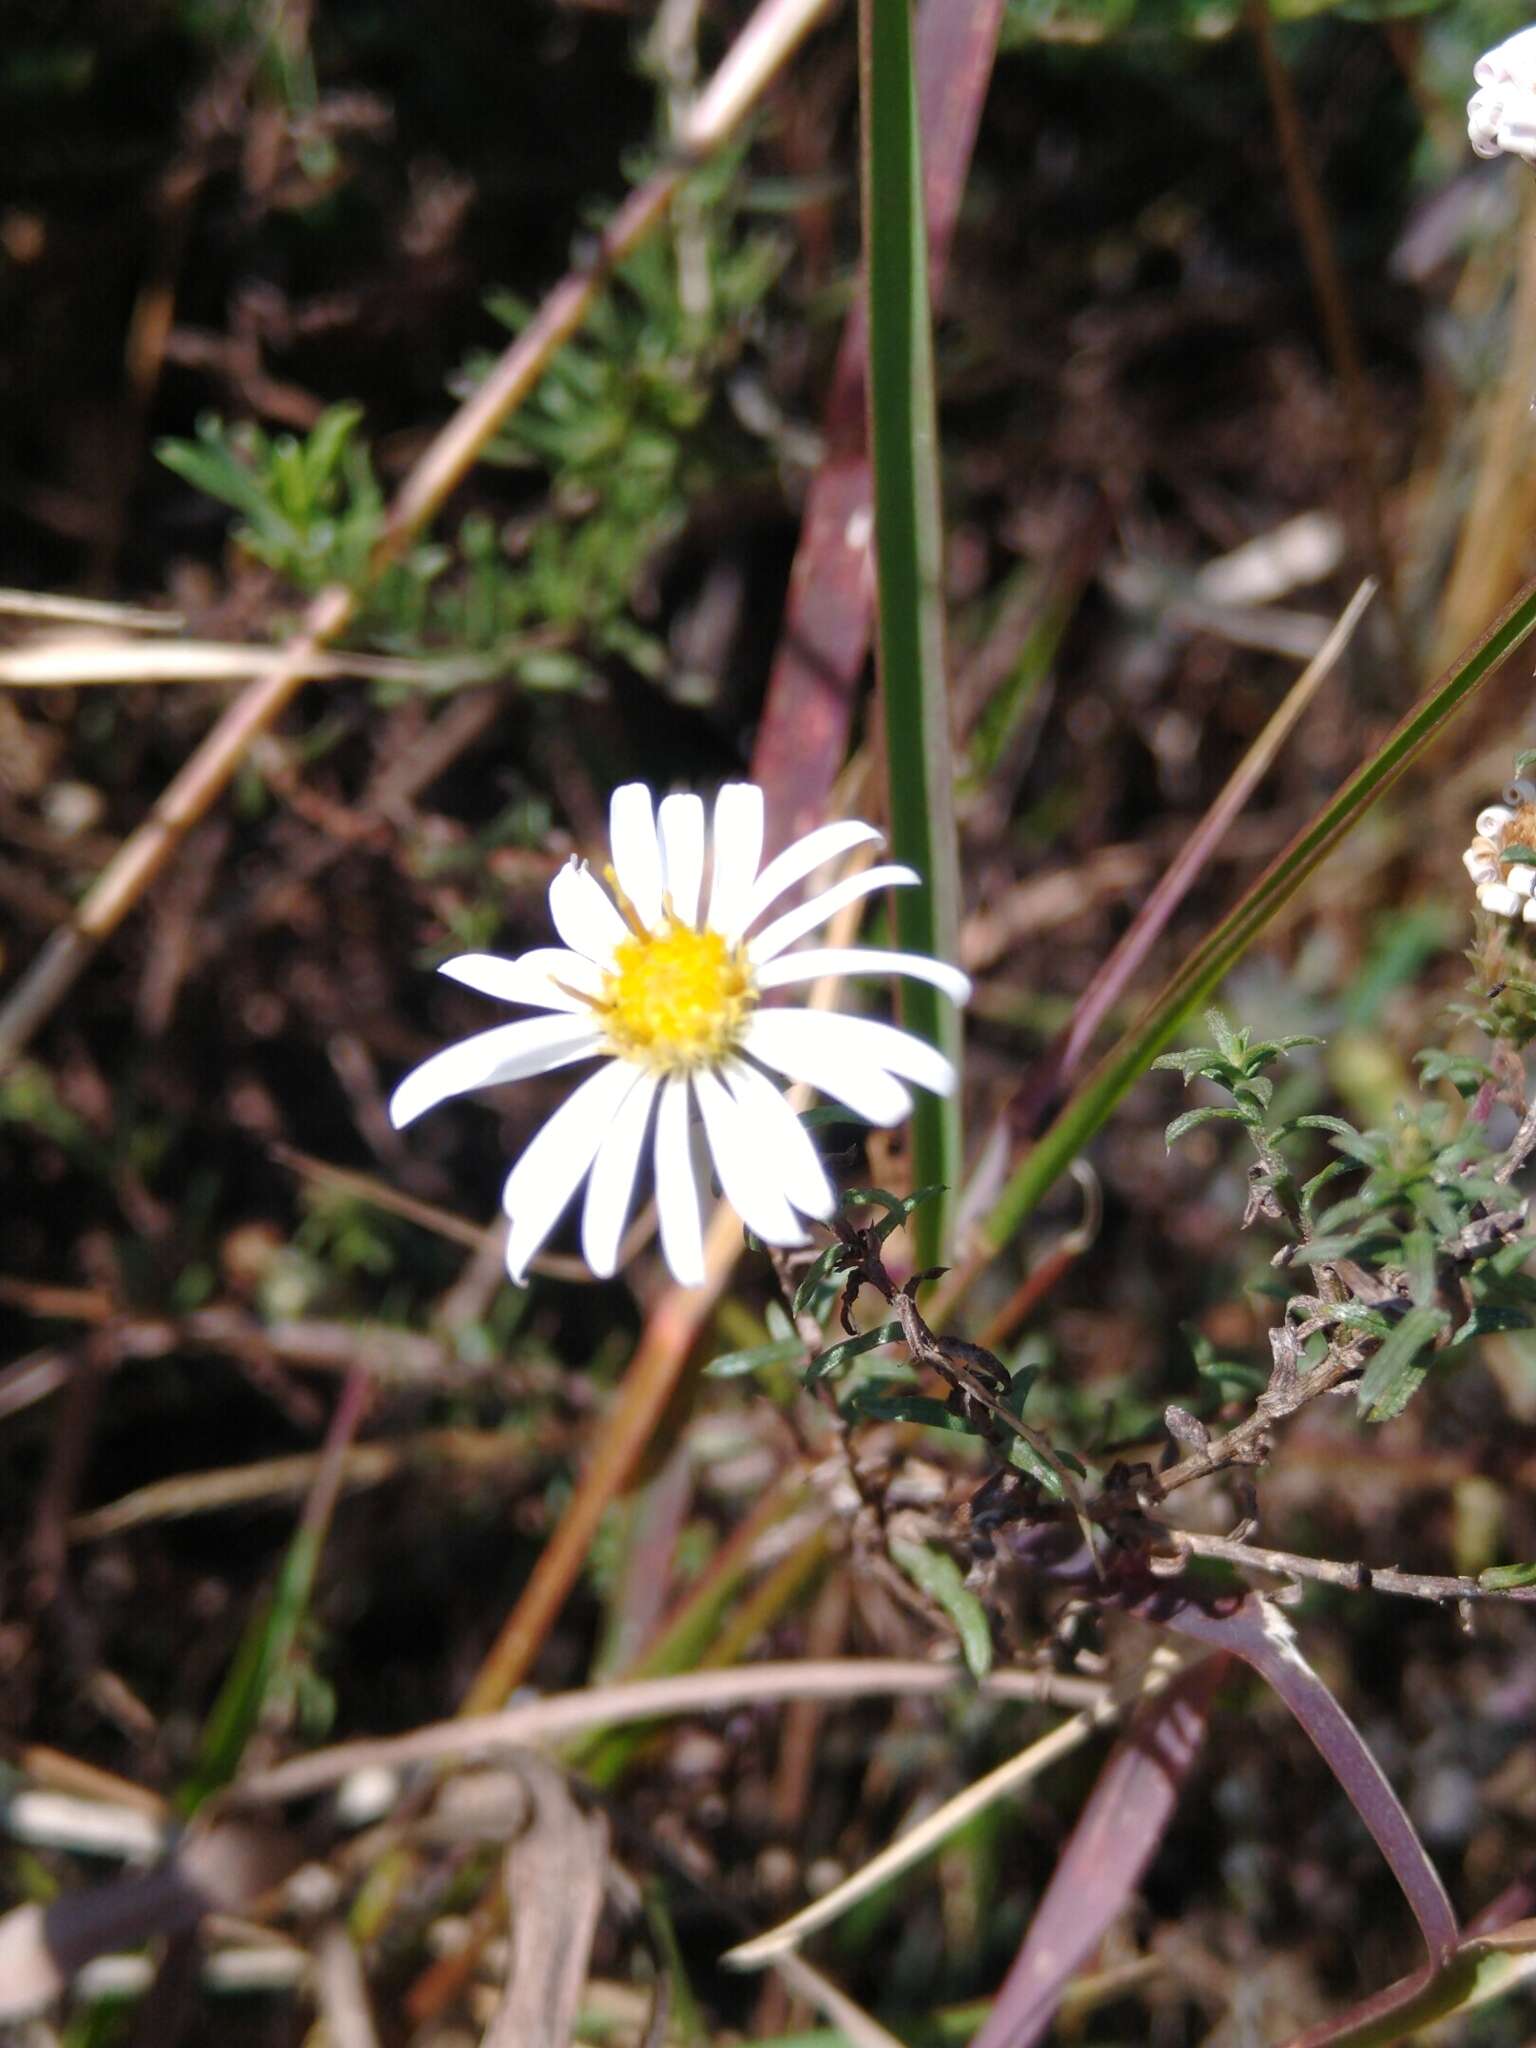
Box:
[1159,1009,1533,1423]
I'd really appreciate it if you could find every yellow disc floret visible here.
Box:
[598,920,756,1072]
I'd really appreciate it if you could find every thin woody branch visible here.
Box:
[1160,1529,1536,1608]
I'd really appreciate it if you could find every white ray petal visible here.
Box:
[706,782,766,940]
[754,946,971,1005]
[438,948,604,1011]
[779,1009,955,1095]
[581,1070,659,1277]
[389,1015,602,1129]
[721,1059,834,1220]
[548,860,630,968]
[655,1074,705,1286]
[609,783,665,930]
[741,820,884,931]
[658,792,706,928]
[692,1066,808,1247]
[747,864,919,964]
[744,1010,915,1126]
[502,1059,644,1281]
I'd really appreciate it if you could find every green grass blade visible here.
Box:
[981,572,1536,1253]
[179,1520,323,1813]
[860,0,963,1261]
[179,1368,368,1810]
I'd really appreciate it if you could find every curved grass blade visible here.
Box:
[860,0,963,1260]
[980,569,1536,1253]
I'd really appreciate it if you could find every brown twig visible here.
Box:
[1162,1529,1536,1608]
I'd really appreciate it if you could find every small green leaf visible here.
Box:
[1357,1305,1450,1423]
[1402,1229,1437,1309]
[792,1241,846,1317]
[805,1320,903,1382]
[704,1336,804,1379]
[889,1539,993,1680]
[1299,1158,1354,1214]
[1197,1358,1268,1394]
[1006,1433,1066,1499]
[1165,1104,1256,1147]
[1290,1112,1359,1137]
[851,1387,974,1433]
[1205,1008,1243,1062]
[1477,1561,1536,1591]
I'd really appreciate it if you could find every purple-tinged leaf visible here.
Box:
[1136,1586,1459,1969]
[969,1656,1227,2048]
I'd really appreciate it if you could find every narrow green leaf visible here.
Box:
[805,1319,903,1382]
[1164,1104,1257,1147]
[704,1336,805,1378]
[792,1240,846,1317]
[179,1523,322,1812]
[860,0,963,1262]
[1479,1560,1536,1590]
[851,1386,975,1433]
[1357,1305,1449,1423]
[889,1538,993,1680]
[1205,1008,1242,1062]
[979,572,1536,1251]
[1006,1432,1067,1498]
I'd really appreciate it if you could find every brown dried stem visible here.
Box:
[1164,1529,1536,1608]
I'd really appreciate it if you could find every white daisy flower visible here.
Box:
[1469,26,1536,163]
[389,781,971,1288]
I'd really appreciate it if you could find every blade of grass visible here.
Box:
[179,1366,369,1812]
[751,0,1005,853]
[974,568,1536,1261]
[860,0,963,1261]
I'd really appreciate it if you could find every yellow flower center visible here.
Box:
[598,920,756,1073]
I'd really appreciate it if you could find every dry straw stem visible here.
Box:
[228,1658,1107,1806]
[0,0,834,1076]
[0,588,182,631]
[769,1952,908,2048]
[0,636,506,688]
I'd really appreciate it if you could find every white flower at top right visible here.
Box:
[1469,25,1536,164]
